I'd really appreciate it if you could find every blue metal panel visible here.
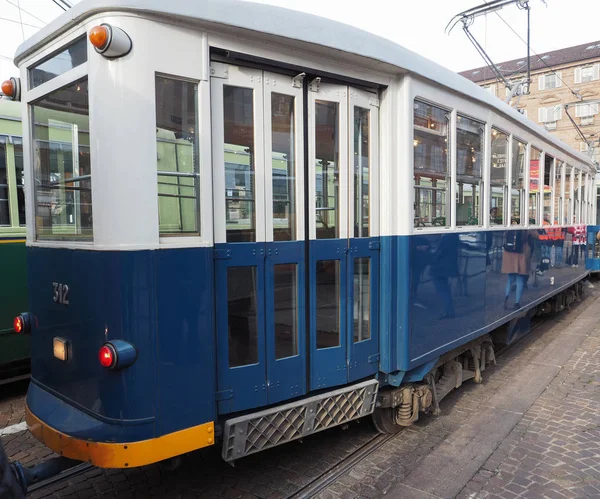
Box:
[27,381,154,442]
[215,242,267,414]
[347,237,379,381]
[265,240,307,404]
[27,247,157,424]
[154,247,216,435]
[402,228,590,372]
[309,239,348,390]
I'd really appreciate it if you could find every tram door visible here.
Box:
[212,64,379,414]
[308,83,379,391]
[212,64,306,414]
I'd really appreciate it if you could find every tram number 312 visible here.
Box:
[52,282,70,306]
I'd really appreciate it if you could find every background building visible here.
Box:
[460,41,600,161]
[460,40,600,223]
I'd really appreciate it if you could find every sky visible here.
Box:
[1,0,600,84]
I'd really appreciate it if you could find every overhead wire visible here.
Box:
[484,2,594,157]
[490,7,582,100]
[4,0,47,25]
[0,15,41,29]
[15,0,25,40]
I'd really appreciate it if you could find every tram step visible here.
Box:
[222,379,379,461]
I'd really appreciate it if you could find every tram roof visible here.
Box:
[13,0,594,168]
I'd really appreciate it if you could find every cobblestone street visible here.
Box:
[1,290,599,498]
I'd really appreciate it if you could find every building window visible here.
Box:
[483,84,497,96]
[32,78,92,241]
[413,100,450,228]
[539,72,561,90]
[456,115,484,226]
[490,128,508,226]
[575,102,598,128]
[155,75,200,236]
[539,105,561,130]
[574,64,600,84]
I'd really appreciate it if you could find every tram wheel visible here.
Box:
[371,407,404,434]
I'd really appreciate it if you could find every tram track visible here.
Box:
[287,312,557,498]
[26,462,94,494]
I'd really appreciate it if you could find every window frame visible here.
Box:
[489,126,510,227]
[509,135,528,227]
[455,113,485,228]
[412,98,452,230]
[30,77,93,242]
[154,73,202,239]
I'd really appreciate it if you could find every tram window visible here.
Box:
[564,165,573,224]
[32,78,92,241]
[490,128,508,225]
[315,101,340,239]
[155,76,200,236]
[511,139,526,225]
[529,147,541,225]
[0,139,8,226]
[227,266,259,367]
[353,257,371,343]
[354,107,370,237]
[456,115,484,226]
[316,260,341,348]
[554,161,563,225]
[543,154,554,225]
[413,100,450,228]
[14,140,25,226]
[274,264,298,359]
[271,93,296,241]
[29,37,87,89]
[224,86,256,243]
[574,170,580,224]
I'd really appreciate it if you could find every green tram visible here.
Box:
[0,99,28,384]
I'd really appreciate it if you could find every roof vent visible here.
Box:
[541,55,550,60]
[472,70,480,75]
[517,61,525,66]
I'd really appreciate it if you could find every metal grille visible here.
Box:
[222,379,378,461]
[244,407,306,453]
[314,388,369,431]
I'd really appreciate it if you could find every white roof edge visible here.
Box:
[13,0,595,171]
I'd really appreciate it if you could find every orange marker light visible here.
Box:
[89,25,109,50]
[1,79,14,97]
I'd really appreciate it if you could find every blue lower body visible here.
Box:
[26,227,589,445]
[380,229,589,382]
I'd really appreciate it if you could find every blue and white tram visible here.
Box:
[7,0,596,467]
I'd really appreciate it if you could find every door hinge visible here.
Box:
[213,249,232,260]
[369,240,380,251]
[309,77,321,93]
[216,389,234,401]
[210,63,229,79]
[368,353,380,364]
[293,72,306,88]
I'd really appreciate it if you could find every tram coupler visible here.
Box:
[10,456,80,492]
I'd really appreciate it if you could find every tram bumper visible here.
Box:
[25,382,215,469]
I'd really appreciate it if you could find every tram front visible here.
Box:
[10,13,217,469]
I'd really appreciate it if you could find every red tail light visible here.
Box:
[13,313,30,334]
[13,316,24,333]
[99,345,115,368]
